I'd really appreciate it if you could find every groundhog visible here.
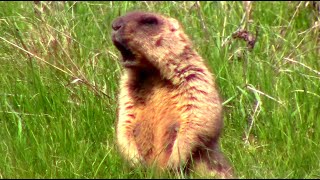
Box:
[111,11,234,178]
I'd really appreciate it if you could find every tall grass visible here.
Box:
[0,1,319,178]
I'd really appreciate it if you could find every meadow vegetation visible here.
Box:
[0,1,319,178]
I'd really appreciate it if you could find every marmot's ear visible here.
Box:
[168,18,180,32]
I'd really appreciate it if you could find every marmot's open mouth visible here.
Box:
[112,38,138,67]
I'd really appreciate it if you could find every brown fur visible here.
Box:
[112,11,234,178]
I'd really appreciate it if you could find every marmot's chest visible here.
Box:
[129,75,176,107]
[130,78,181,163]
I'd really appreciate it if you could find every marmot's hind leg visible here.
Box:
[190,146,234,179]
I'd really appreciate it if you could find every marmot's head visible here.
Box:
[111,11,191,69]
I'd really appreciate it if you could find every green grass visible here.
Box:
[1,1,320,178]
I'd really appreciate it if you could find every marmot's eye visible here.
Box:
[140,16,158,25]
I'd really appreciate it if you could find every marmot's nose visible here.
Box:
[112,18,124,31]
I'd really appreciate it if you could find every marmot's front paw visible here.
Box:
[166,141,188,170]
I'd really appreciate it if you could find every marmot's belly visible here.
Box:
[133,88,181,165]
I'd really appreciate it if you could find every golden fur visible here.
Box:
[112,11,233,178]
